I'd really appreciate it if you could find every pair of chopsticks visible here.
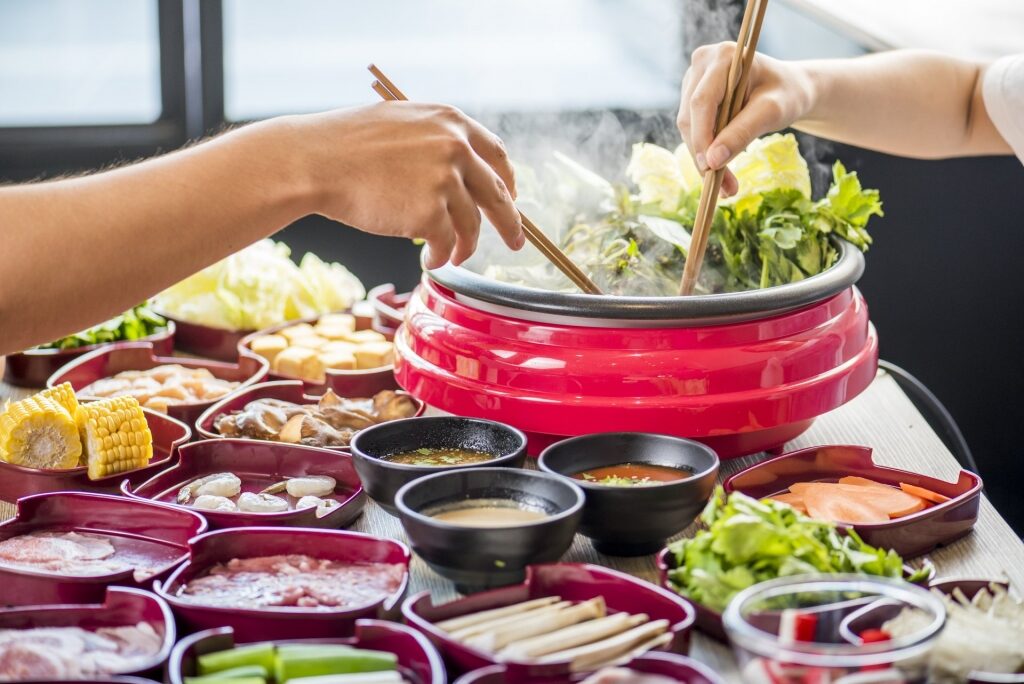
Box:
[678,0,769,295]
[367,64,603,295]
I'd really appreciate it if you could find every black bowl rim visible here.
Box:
[394,467,585,530]
[538,432,720,490]
[350,416,528,473]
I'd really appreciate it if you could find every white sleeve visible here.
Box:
[983,54,1024,164]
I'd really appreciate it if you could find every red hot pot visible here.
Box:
[394,240,878,459]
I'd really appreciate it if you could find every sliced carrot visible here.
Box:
[787,482,818,496]
[801,483,889,524]
[899,482,950,504]
[771,491,807,514]
[834,483,927,518]
[838,476,891,489]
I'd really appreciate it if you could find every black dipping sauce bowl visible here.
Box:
[395,468,584,592]
[539,432,720,556]
[350,416,527,515]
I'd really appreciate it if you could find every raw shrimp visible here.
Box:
[237,492,289,513]
[285,475,336,498]
[177,473,241,503]
[192,495,236,512]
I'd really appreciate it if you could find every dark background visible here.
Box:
[2,0,1021,531]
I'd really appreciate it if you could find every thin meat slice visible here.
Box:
[837,476,891,489]
[770,491,807,515]
[800,483,890,524]
[899,482,950,504]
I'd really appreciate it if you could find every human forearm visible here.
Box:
[796,50,1009,159]
[0,116,311,355]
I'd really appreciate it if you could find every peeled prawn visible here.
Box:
[296,495,340,518]
[285,475,336,498]
[177,472,241,503]
[237,492,288,513]
[192,495,236,511]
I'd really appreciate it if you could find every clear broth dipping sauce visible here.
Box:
[572,462,691,487]
[428,498,549,527]
[384,447,496,467]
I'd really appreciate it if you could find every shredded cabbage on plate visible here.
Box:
[155,240,365,331]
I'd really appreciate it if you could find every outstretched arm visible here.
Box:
[678,46,1011,195]
[0,102,525,356]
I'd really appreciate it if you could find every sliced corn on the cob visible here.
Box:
[76,396,153,479]
[0,394,82,469]
[39,382,80,416]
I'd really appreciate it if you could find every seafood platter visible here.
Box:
[0,139,1020,684]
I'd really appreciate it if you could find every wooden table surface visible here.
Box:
[1,369,1022,682]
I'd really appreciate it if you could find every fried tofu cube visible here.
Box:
[272,346,325,382]
[249,334,288,365]
[320,340,358,356]
[342,329,387,344]
[354,341,394,369]
[289,335,328,350]
[320,350,357,371]
[318,313,357,330]
[280,323,317,342]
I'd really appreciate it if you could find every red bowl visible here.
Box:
[123,438,366,530]
[159,315,252,362]
[402,562,696,678]
[193,379,426,447]
[0,406,191,500]
[368,283,412,338]
[0,491,206,606]
[396,277,878,458]
[722,444,983,557]
[168,620,446,684]
[0,586,176,679]
[656,549,937,642]
[3,322,175,388]
[238,314,397,397]
[46,340,269,426]
[454,651,725,684]
[155,526,410,641]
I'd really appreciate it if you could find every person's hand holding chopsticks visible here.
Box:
[678,44,1015,199]
[677,41,813,198]
[298,101,526,269]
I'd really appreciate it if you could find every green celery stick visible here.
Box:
[183,677,265,684]
[185,665,269,683]
[198,644,276,675]
[275,648,397,682]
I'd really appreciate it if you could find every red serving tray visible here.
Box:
[155,526,410,641]
[193,379,425,448]
[123,438,365,530]
[3,323,175,388]
[0,586,175,679]
[46,340,269,426]
[402,563,697,678]
[0,406,191,500]
[0,491,206,606]
[368,283,412,338]
[455,650,725,684]
[722,444,983,557]
[168,620,446,684]
[237,313,397,397]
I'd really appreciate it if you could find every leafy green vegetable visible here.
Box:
[36,303,166,351]
[665,488,930,612]
[155,240,365,331]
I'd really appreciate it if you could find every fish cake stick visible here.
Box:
[436,596,561,632]
[498,613,646,660]
[466,597,606,652]
[449,602,572,641]
[536,619,669,670]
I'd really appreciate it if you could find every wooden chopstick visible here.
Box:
[367,65,603,295]
[679,0,768,295]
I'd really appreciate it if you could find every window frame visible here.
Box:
[0,0,193,177]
